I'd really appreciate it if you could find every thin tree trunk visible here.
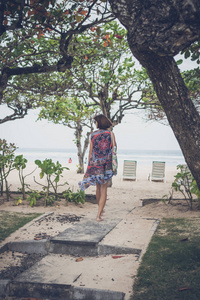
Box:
[75,122,84,174]
[78,153,84,174]
[0,168,3,196]
[75,122,93,174]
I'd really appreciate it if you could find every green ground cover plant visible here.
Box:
[0,139,84,206]
[0,211,41,242]
[131,218,200,300]
[163,164,200,209]
[63,188,85,205]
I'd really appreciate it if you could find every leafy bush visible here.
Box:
[164,164,200,209]
[34,159,69,206]
[27,191,42,207]
[13,155,30,200]
[0,150,84,208]
[0,139,17,200]
[63,188,85,205]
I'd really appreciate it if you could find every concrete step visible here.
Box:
[5,217,159,258]
[49,218,122,256]
[8,253,140,300]
[0,214,160,300]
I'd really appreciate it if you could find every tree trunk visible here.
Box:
[131,50,200,189]
[74,117,93,174]
[75,122,92,174]
[77,154,84,174]
[75,122,84,174]
[109,0,200,190]
[0,168,3,196]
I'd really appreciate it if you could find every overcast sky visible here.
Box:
[0,108,180,150]
[0,54,198,152]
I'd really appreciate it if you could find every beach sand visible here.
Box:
[0,162,199,298]
[1,161,199,242]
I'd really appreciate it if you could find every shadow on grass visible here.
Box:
[131,217,200,300]
[0,211,41,242]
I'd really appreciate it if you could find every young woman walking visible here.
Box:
[79,114,117,221]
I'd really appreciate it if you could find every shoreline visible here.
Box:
[14,147,186,167]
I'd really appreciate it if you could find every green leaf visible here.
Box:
[184,49,190,59]
[176,59,183,65]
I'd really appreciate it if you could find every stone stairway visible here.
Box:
[0,211,159,300]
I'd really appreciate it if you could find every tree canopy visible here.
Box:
[0,0,114,106]
[23,21,154,172]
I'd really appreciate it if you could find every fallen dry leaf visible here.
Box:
[178,286,192,292]
[75,257,83,262]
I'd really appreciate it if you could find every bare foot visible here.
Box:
[100,210,105,218]
[96,217,103,222]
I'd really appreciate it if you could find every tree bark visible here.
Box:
[0,59,73,104]
[134,51,200,187]
[75,121,92,174]
[109,0,200,189]
[75,121,84,174]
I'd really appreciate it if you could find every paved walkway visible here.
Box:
[0,209,159,300]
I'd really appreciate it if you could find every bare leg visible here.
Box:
[97,182,108,221]
[96,183,105,214]
[96,183,101,206]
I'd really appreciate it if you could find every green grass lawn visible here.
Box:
[0,211,41,242]
[131,217,200,300]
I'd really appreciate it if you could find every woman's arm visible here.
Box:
[88,140,93,161]
[111,132,117,148]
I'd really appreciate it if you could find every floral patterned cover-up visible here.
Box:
[79,129,115,191]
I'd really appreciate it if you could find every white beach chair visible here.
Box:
[122,160,137,181]
[148,161,166,182]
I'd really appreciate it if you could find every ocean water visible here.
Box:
[15,148,185,167]
[117,149,185,166]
